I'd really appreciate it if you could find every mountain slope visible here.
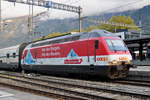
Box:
[0,5,150,48]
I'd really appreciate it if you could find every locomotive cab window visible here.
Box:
[6,53,10,58]
[13,53,16,58]
[105,39,127,51]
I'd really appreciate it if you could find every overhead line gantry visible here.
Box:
[3,0,82,34]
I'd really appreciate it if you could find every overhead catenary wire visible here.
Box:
[0,0,2,32]
[3,0,149,34]
[67,0,80,5]
[79,0,146,29]
[100,0,146,14]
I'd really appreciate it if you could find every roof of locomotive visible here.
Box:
[88,29,117,37]
[34,29,115,42]
[28,29,117,48]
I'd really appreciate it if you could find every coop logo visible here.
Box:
[96,57,108,61]
[119,57,128,61]
[64,49,82,64]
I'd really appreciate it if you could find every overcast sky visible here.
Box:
[1,0,150,19]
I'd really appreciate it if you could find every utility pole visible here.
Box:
[79,6,82,32]
[28,16,32,41]
[0,0,2,32]
[32,0,34,39]
[139,9,142,38]
[28,0,34,41]
[28,2,32,41]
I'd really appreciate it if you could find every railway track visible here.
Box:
[0,71,149,100]
[114,79,150,88]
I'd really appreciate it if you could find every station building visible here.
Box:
[115,29,150,65]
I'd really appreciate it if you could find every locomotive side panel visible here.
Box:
[21,37,114,76]
[21,40,91,74]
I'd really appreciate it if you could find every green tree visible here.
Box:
[98,15,138,32]
[86,25,98,32]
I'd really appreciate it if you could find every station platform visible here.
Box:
[132,60,150,66]
[130,66,150,71]
[128,66,150,80]
[0,87,55,100]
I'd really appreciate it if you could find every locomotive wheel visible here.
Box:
[107,65,129,79]
[21,70,26,74]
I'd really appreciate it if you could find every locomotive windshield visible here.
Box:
[105,39,127,51]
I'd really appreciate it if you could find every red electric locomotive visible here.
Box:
[21,29,133,79]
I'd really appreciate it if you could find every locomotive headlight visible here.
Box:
[130,60,132,63]
[109,60,117,65]
[126,60,132,64]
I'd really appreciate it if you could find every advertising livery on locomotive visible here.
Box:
[0,30,133,79]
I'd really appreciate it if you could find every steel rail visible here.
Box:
[0,71,149,99]
[114,79,150,87]
[0,72,119,100]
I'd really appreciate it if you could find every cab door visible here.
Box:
[88,39,99,65]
